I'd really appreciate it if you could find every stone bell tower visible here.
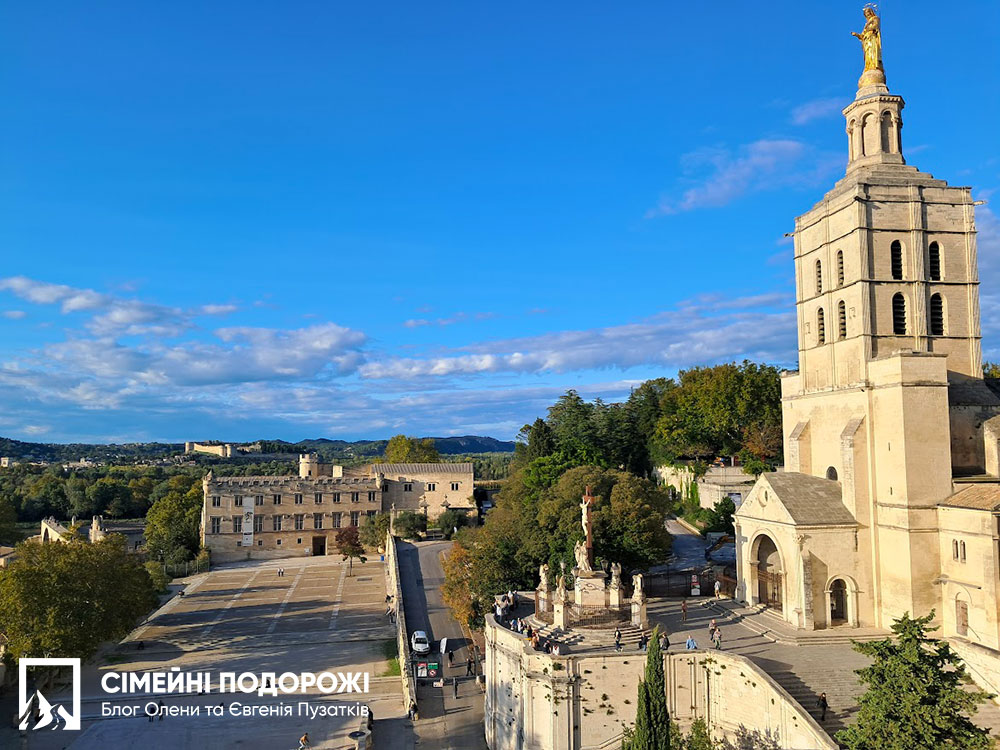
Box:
[778,6,989,626]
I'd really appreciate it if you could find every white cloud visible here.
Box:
[199,304,239,316]
[790,97,846,126]
[404,319,430,328]
[2,310,27,319]
[0,276,106,312]
[647,139,841,215]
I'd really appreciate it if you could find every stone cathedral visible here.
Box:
[734,7,1000,689]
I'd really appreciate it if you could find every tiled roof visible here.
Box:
[941,484,1000,511]
[763,471,856,525]
[368,463,473,477]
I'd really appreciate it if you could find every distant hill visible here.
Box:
[0,434,515,463]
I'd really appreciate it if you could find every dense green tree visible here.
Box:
[630,681,654,750]
[644,626,669,745]
[359,512,391,550]
[392,510,427,540]
[685,719,714,750]
[144,484,203,564]
[435,509,468,539]
[381,435,440,463]
[717,725,782,749]
[836,611,993,750]
[984,361,1000,379]
[0,495,20,544]
[514,418,556,466]
[0,536,158,660]
[701,497,736,535]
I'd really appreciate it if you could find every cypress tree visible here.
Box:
[630,680,653,750]
[644,625,670,745]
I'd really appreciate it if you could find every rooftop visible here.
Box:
[763,472,856,526]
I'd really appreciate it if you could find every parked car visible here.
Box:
[411,630,431,654]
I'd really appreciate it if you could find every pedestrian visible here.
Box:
[659,632,669,651]
[713,628,722,650]
[298,732,311,749]
[137,640,145,651]
[681,599,688,622]
[817,693,829,722]
[453,677,459,699]
[714,579,722,599]
[614,630,622,653]
[407,701,416,721]
[448,649,454,666]
[146,702,155,723]
[685,635,698,650]
[466,656,475,676]
[157,698,164,721]
[709,618,717,638]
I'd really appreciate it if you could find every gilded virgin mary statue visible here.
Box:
[852,5,886,88]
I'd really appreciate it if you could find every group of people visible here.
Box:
[612,628,669,653]
[384,593,396,623]
[494,590,519,624]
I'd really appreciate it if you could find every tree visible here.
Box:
[381,435,440,463]
[393,511,427,540]
[701,497,736,535]
[685,718,714,750]
[984,361,1000,379]
[436,509,468,539]
[644,626,669,744]
[836,611,994,750]
[0,495,20,544]
[0,536,158,660]
[83,477,134,517]
[144,484,203,564]
[359,512,391,550]
[717,725,782,750]
[335,526,366,575]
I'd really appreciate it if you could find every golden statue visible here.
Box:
[852,5,885,88]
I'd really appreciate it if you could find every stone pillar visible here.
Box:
[553,595,568,630]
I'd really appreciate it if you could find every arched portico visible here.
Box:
[748,533,785,613]
[824,575,859,628]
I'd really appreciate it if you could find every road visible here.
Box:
[666,517,708,569]
[397,540,487,750]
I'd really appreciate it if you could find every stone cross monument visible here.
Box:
[580,485,594,565]
[574,486,606,606]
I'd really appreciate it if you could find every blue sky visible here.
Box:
[1,2,998,443]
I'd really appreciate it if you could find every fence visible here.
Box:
[385,532,417,713]
[567,603,630,629]
[154,557,210,578]
[644,569,717,598]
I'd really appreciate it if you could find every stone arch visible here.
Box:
[824,575,859,628]
[880,110,893,153]
[862,112,878,156]
[825,466,838,481]
[749,532,784,613]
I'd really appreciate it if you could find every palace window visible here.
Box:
[232,515,243,533]
[315,492,323,504]
[928,242,942,281]
[930,293,945,336]
[960,540,967,562]
[451,482,460,491]
[404,483,413,492]
[294,514,304,531]
[313,513,323,530]
[332,513,342,528]
[351,492,360,503]
[253,515,264,533]
[333,492,341,503]
[254,495,264,506]
[273,516,282,532]
[892,293,907,335]
[891,240,903,280]
[210,517,221,534]
[367,510,377,518]
[273,494,282,505]
[427,483,436,492]
[815,259,823,295]
[817,308,826,345]
[838,300,847,339]
[837,250,845,286]
[211,496,221,507]
[368,491,377,502]
[294,493,303,505]
[234,495,244,507]
[350,512,360,527]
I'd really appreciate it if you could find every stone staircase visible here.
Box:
[523,616,647,655]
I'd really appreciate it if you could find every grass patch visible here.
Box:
[378,639,401,676]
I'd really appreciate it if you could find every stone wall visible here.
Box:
[484,616,836,750]
[385,532,416,713]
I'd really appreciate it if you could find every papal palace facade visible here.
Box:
[200,454,473,562]
[733,29,1000,693]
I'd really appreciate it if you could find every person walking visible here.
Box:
[407,701,417,721]
[466,656,475,676]
[817,693,829,722]
[712,628,722,650]
[448,649,454,667]
[709,618,717,638]
[453,677,459,699]
[714,579,722,599]
[157,699,164,721]
[681,599,688,622]
[298,732,311,749]
[685,635,698,650]
[614,629,622,653]
[659,632,669,651]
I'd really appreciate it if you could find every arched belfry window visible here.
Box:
[838,300,847,339]
[817,308,826,345]
[837,251,845,287]
[890,240,903,280]
[930,293,945,336]
[892,293,907,335]
[815,260,823,295]
[929,242,942,281]
[826,466,838,481]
